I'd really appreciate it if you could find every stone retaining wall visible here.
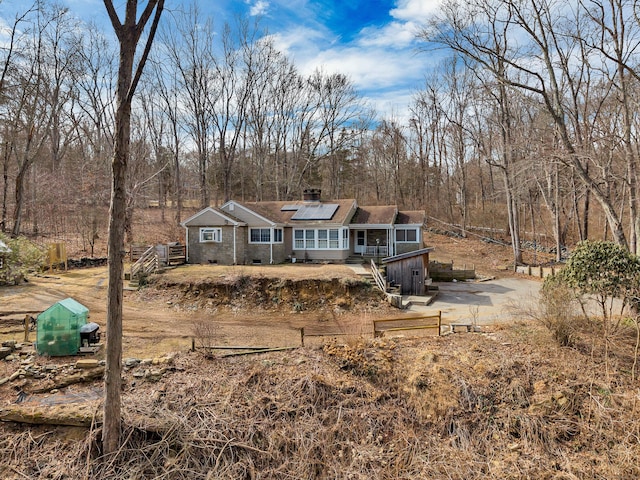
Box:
[515,264,564,278]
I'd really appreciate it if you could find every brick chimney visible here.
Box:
[303,188,322,203]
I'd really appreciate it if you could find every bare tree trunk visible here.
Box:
[1,140,8,233]
[102,0,163,455]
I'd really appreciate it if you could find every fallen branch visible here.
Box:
[0,402,101,427]
[204,346,273,350]
[220,346,298,358]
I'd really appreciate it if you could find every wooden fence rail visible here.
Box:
[373,311,442,337]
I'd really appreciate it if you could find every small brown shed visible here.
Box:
[382,247,434,296]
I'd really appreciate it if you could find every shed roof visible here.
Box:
[381,247,435,264]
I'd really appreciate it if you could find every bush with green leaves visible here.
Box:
[556,240,640,323]
[0,233,46,285]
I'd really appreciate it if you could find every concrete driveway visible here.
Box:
[408,277,542,326]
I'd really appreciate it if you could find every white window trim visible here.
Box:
[395,227,419,243]
[249,227,284,244]
[200,227,222,243]
[293,227,349,250]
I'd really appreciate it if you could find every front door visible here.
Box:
[411,269,422,295]
[354,230,366,254]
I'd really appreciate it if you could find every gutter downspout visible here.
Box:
[185,227,189,263]
[233,225,237,265]
[270,227,274,264]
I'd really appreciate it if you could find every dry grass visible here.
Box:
[159,263,362,283]
[3,320,640,479]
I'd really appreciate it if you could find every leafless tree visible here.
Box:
[102,0,164,455]
[162,4,215,208]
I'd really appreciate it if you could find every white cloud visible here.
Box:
[298,45,424,91]
[270,26,327,59]
[358,20,420,49]
[267,0,446,122]
[249,0,270,16]
[390,0,442,22]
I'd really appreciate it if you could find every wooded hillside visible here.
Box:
[1,0,639,263]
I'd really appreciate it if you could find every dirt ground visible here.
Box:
[0,231,542,359]
[0,264,381,358]
[5,231,640,479]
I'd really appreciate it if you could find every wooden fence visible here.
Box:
[373,311,442,337]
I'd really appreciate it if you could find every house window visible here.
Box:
[293,228,348,250]
[395,228,418,242]
[329,229,339,248]
[250,228,283,244]
[318,229,328,248]
[200,228,222,243]
[305,229,316,249]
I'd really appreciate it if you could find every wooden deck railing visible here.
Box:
[370,259,386,293]
[167,244,186,264]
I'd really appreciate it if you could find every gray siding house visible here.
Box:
[182,190,426,265]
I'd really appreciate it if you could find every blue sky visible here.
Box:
[1,0,444,120]
[240,0,444,119]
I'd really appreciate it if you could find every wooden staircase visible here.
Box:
[129,245,158,286]
[368,260,403,308]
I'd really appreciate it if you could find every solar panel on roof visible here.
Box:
[291,204,339,220]
[281,204,301,211]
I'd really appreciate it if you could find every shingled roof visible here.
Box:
[350,206,398,225]
[236,198,357,225]
[395,210,426,225]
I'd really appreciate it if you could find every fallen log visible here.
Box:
[0,402,101,427]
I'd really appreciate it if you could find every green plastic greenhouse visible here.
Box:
[36,298,89,356]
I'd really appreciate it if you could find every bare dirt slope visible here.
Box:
[1,231,539,358]
[1,263,395,358]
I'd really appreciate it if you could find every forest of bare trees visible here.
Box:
[2,0,640,263]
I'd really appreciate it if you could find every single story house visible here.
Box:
[182,189,426,265]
